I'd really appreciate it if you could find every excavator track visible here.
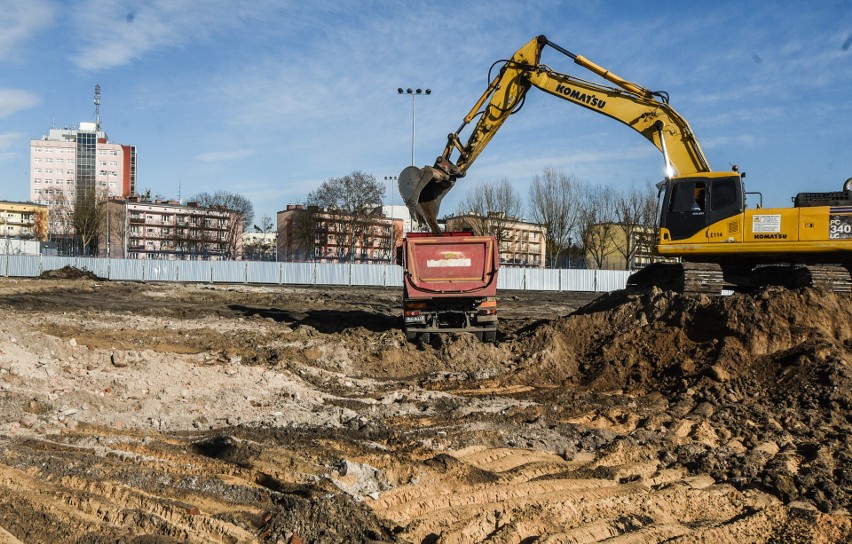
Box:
[628,262,851,295]
[626,262,724,295]
[682,263,725,295]
[808,264,852,293]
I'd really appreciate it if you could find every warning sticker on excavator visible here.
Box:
[752,214,781,233]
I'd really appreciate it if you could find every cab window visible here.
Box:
[670,181,706,212]
[711,178,737,210]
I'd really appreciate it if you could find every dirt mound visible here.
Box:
[512,287,852,512]
[39,265,103,281]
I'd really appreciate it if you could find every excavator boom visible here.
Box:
[399,35,713,232]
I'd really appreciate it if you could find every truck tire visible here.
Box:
[483,330,496,343]
[420,332,431,344]
[405,331,417,342]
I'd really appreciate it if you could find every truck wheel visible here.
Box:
[483,330,496,343]
[405,331,417,342]
[474,331,483,341]
[420,332,431,344]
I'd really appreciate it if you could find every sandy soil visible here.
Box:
[0,276,848,543]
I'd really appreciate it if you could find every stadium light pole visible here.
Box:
[398,87,431,166]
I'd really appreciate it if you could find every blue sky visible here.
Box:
[1,0,851,225]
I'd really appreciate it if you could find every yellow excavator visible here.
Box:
[398,35,852,294]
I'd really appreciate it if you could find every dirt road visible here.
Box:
[0,277,848,543]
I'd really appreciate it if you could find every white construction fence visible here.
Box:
[0,254,630,292]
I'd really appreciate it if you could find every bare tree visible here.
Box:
[188,191,251,259]
[455,178,524,246]
[73,190,110,256]
[102,200,128,257]
[528,168,583,268]
[579,185,619,269]
[611,186,647,270]
[46,192,76,252]
[284,205,321,261]
[307,171,385,262]
[188,191,254,229]
[638,182,661,264]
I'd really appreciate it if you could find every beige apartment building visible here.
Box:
[446,212,547,268]
[102,197,244,260]
[0,201,49,241]
[584,222,657,270]
[277,205,400,263]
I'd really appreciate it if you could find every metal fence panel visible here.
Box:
[212,261,246,283]
[281,262,315,285]
[497,268,525,290]
[524,268,559,291]
[247,262,280,285]
[107,258,144,281]
[595,270,631,292]
[145,260,181,282]
[176,260,212,283]
[386,265,403,287]
[0,255,632,293]
[5,255,40,277]
[561,269,594,291]
[351,263,388,287]
[315,262,347,285]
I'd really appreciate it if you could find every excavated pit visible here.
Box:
[0,278,848,543]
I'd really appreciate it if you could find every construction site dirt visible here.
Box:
[0,277,849,543]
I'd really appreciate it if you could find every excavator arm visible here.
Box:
[399,35,712,233]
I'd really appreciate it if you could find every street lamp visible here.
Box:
[397,87,431,166]
[383,176,398,208]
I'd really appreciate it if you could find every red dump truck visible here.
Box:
[401,232,499,342]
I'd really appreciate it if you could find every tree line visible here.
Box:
[42,168,658,268]
[453,167,659,269]
[284,168,659,270]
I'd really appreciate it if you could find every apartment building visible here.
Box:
[30,122,136,208]
[446,212,547,268]
[584,222,657,270]
[0,201,49,241]
[102,197,244,260]
[277,205,400,263]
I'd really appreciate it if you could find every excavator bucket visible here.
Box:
[398,165,455,234]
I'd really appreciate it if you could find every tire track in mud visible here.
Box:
[370,445,806,543]
[0,428,271,543]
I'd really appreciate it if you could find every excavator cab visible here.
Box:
[659,174,744,241]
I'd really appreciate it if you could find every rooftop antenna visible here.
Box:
[94,84,101,129]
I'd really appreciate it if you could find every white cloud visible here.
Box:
[0,89,40,118]
[195,149,256,162]
[0,132,24,161]
[0,0,55,60]
[68,0,281,70]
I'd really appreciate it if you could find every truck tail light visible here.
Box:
[479,308,496,316]
[405,310,422,317]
